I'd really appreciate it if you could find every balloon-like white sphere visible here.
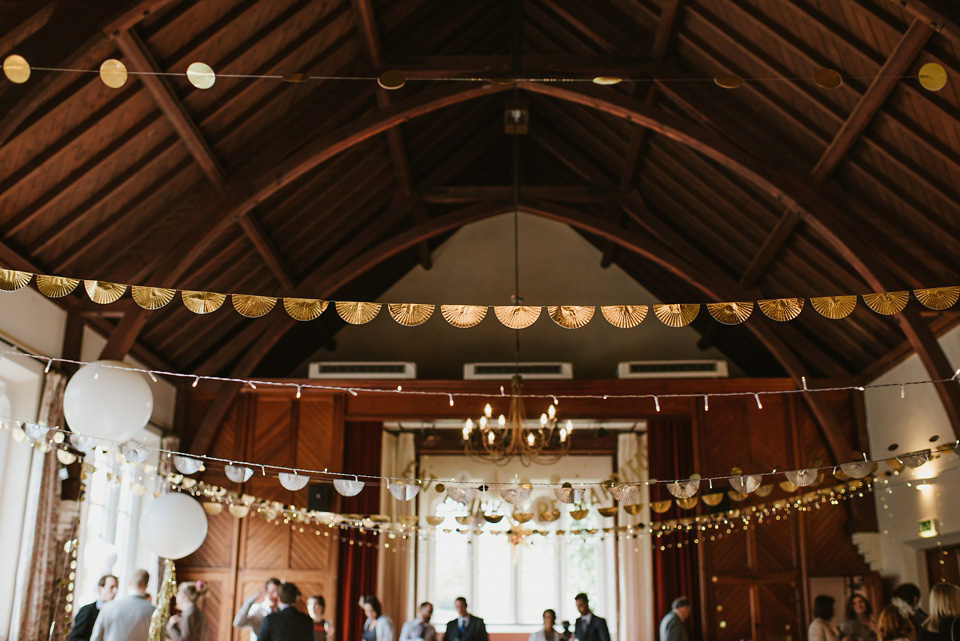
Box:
[139,493,208,560]
[63,360,153,443]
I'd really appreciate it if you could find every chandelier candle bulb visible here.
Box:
[540,413,548,426]
[499,414,506,427]
[547,404,556,419]
[484,403,492,418]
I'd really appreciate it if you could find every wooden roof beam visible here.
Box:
[236,211,296,291]
[890,0,960,43]
[811,19,933,182]
[422,185,619,203]
[112,28,227,187]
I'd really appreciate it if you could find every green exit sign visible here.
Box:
[919,518,938,538]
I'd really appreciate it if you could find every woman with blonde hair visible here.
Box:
[167,580,210,641]
[919,583,960,641]
[877,605,914,641]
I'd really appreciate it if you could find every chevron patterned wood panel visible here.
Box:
[180,508,237,568]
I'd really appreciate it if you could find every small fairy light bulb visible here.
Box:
[498,414,506,427]
[396,385,402,392]
[94,364,101,380]
[448,394,454,407]
[296,386,302,399]
[148,371,158,383]
[192,376,200,388]
[547,404,556,420]
[654,396,660,412]
[540,413,548,426]
[754,393,763,409]
[703,395,709,411]
[484,403,492,418]
[552,396,559,406]
[248,381,257,390]
[44,359,52,373]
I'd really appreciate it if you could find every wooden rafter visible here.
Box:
[112,27,227,186]
[235,211,296,291]
[890,0,960,43]
[421,185,619,203]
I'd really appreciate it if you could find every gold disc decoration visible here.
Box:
[597,506,619,517]
[758,297,804,322]
[182,290,226,314]
[513,512,533,523]
[592,76,622,85]
[813,69,843,89]
[425,515,445,526]
[714,73,744,89]
[811,295,857,319]
[653,303,699,327]
[918,62,947,92]
[0,269,32,291]
[727,490,749,502]
[483,514,504,523]
[547,305,595,329]
[494,305,541,329]
[701,493,724,507]
[99,59,128,89]
[862,291,908,315]
[233,294,277,318]
[336,301,381,324]
[36,275,79,298]
[650,500,672,514]
[131,286,175,310]
[283,298,328,321]
[377,70,407,90]
[84,280,126,304]
[186,62,216,89]
[601,305,648,328]
[779,480,799,493]
[677,497,699,510]
[388,303,435,326]
[570,509,589,520]
[441,304,487,328]
[914,286,959,310]
[282,73,309,83]
[3,55,30,84]
[754,484,773,497]
[623,503,643,515]
[706,301,754,325]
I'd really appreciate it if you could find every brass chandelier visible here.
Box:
[461,374,573,466]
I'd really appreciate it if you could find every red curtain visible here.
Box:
[337,421,383,641]
[649,418,702,641]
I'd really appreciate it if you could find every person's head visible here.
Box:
[308,595,326,621]
[265,578,282,605]
[925,583,960,632]
[672,597,692,621]
[877,605,913,641]
[97,575,118,602]
[846,594,873,620]
[575,593,590,616]
[454,597,468,617]
[813,595,835,621]
[129,569,150,595]
[279,582,301,606]
[893,584,922,609]
[543,609,557,630]
[175,581,208,611]
[361,595,383,620]
[418,602,433,623]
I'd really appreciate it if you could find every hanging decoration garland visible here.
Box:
[1,269,957,329]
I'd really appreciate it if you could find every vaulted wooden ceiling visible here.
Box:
[2,0,959,450]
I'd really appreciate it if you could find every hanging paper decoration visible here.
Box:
[500,485,532,506]
[173,455,203,475]
[228,504,250,518]
[729,470,761,494]
[446,486,478,504]
[666,475,701,499]
[754,484,773,497]
[23,422,49,440]
[609,483,641,503]
[388,481,420,501]
[785,468,819,487]
[898,451,930,468]
[202,502,223,516]
[122,443,149,463]
[649,500,672,513]
[333,477,365,497]
[554,484,585,504]
[69,432,96,453]
[839,461,875,479]
[278,472,310,491]
[701,493,724,507]
[225,465,254,483]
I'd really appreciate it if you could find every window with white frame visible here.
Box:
[417,455,617,635]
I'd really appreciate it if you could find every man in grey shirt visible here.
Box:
[658,597,692,641]
[90,569,154,641]
[399,602,436,641]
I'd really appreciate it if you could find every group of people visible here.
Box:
[808,583,960,641]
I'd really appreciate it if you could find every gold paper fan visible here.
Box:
[182,290,226,314]
[727,490,748,502]
[707,301,753,325]
[336,301,381,324]
[494,306,541,329]
[84,280,126,304]
[35,275,78,298]
[650,500,672,514]
[653,303,699,327]
[676,497,699,510]
[758,297,804,321]
[389,303,435,326]
[232,294,277,318]
[601,305,648,328]
[284,298,328,321]
[131,286,175,310]
[623,503,643,515]
[441,305,487,328]
[0,269,32,291]
[811,295,857,319]
[547,305,595,329]
[701,493,724,507]
[754,484,773,497]
[914,286,959,310]
[425,516,445,526]
[597,506,619,517]
[863,291,908,315]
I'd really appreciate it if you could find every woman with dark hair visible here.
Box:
[528,609,559,641]
[359,595,394,641]
[309,595,333,641]
[877,605,914,641]
[810,595,841,641]
[841,594,878,641]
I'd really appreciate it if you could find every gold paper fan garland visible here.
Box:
[494,305,541,329]
[233,294,277,318]
[85,280,126,304]
[810,295,857,319]
[862,291,908,315]
[388,303,434,326]
[441,305,487,328]
[36,275,79,298]
[336,301,381,324]
[706,301,753,325]
[284,298,328,321]
[758,297,804,322]
[547,305,595,329]
[0,269,32,291]
[914,286,959,310]
[182,290,225,314]
[601,305,648,328]
[653,303,699,327]
[132,286,176,310]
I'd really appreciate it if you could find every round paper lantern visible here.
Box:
[64,361,153,443]
[139,493,208,559]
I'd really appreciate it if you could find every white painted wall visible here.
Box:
[864,325,960,591]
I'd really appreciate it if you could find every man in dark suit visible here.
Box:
[658,596,692,641]
[259,582,313,641]
[69,574,118,641]
[573,593,610,641]
[444,597,488,641]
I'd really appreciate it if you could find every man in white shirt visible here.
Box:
[90,570,154,641]
[400,602,436,641]
[233,577,282,640]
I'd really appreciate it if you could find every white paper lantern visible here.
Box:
[278,472,310,491]
[173,455,203,475]
[225,465,253,483]
[139,493,208,559]
[64,361,153,444]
